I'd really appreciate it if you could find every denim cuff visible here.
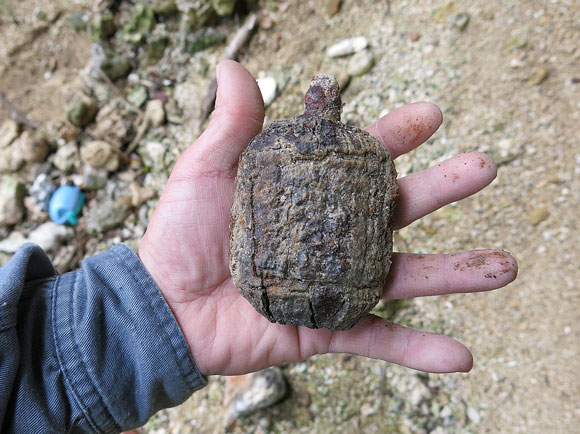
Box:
[53,244,207,433]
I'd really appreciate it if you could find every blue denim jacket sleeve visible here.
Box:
[0,243,207,433]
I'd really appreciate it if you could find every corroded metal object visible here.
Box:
[229,74,398,331]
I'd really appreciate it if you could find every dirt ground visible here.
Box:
[1,0,579,433]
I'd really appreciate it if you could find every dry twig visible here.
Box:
[0,91,39,129]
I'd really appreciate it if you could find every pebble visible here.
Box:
[225,367,287,423]
[257,77,277,106]
[183,28,226,54]
[89,99,136,148]
[360,403,377,417]
[529,67,550,86]
[139,141,167,171]
[453,12,470,31]
[11,130,50,164]
[347,49,375,76]
[29,173,56,213]
[85,193,131,235]
[66,98,98,128]
[100,54,132,81]
[90,10,116,41]
[80,140,123,172]
[394,374,432,406]
[151,0,179,16]
[467,406,481,424]
[52,142,80,173]
[0,120,20,149]
[127,85,149,108]
[0,146,24,173]
[326,0,341,16]
[129,182,156,207]
[0,177,26,226]
[74,164,109,190]
[145,99,166,128]
[326,36,368,57]
[529,207,549,226]
[0,222,74,253]
[145,33,170,64]
[211,0,237,16]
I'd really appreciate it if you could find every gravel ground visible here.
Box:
[1,0,578,433]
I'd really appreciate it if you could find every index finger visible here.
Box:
[365,102,443,159]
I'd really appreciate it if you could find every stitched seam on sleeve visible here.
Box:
[52,272,120,434]
[111,246,205,390]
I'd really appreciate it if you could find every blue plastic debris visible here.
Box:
[48,185,85,225]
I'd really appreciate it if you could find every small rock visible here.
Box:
[505,28,528,51]
[183,28,226,54]
[89,98,137,147]
[85,183,132,235]
[74,164,109,190]
[139,141,167,171]
[59,123,83,142]
[0,120,21,149]
[123,4,155,44]
[257,77,277,106]
[453,12,470,31]
[29,173,55,213]
[70,12,89,32]
[127,85,149,108]
[12,130,50,164]
[0,222,74,253]
[100,55,132,81]
[52,142,80,173]
[529,67,550,86]
[145,100,166,127]
[347,49,375,76]
[67,98,99,128]
[360,403,377,417]
[90,10,116,41]
[432,0,456,23]
[529,207,549,225]
[151,0,178,16]
[410,32,421,42]
[146,33,171,64]
[211,0,237,16]
[326,36,368,57]
[0,177,26,226]
[394,374,432,406]
[80,140,123,172]
[129,182,155,207]
[0,146,25,173]
[439,405,453,419]
[225,367,287,423]
[467,406,481,424]
[326,0,341,16]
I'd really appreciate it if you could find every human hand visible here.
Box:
[139,60,517,376]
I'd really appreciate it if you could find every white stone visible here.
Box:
[326,36,368,57]
[0,177,25,225]
[53,142,80,173]
[145,99,166,128]
[0,120,20,149]
[256,77,277,106]
[467,406,481,424]
[347,49,375,76]
[0,222,74,253]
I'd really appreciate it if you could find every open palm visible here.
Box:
[139,60,517,377]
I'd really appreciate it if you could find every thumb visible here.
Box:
[173,60,265,179]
